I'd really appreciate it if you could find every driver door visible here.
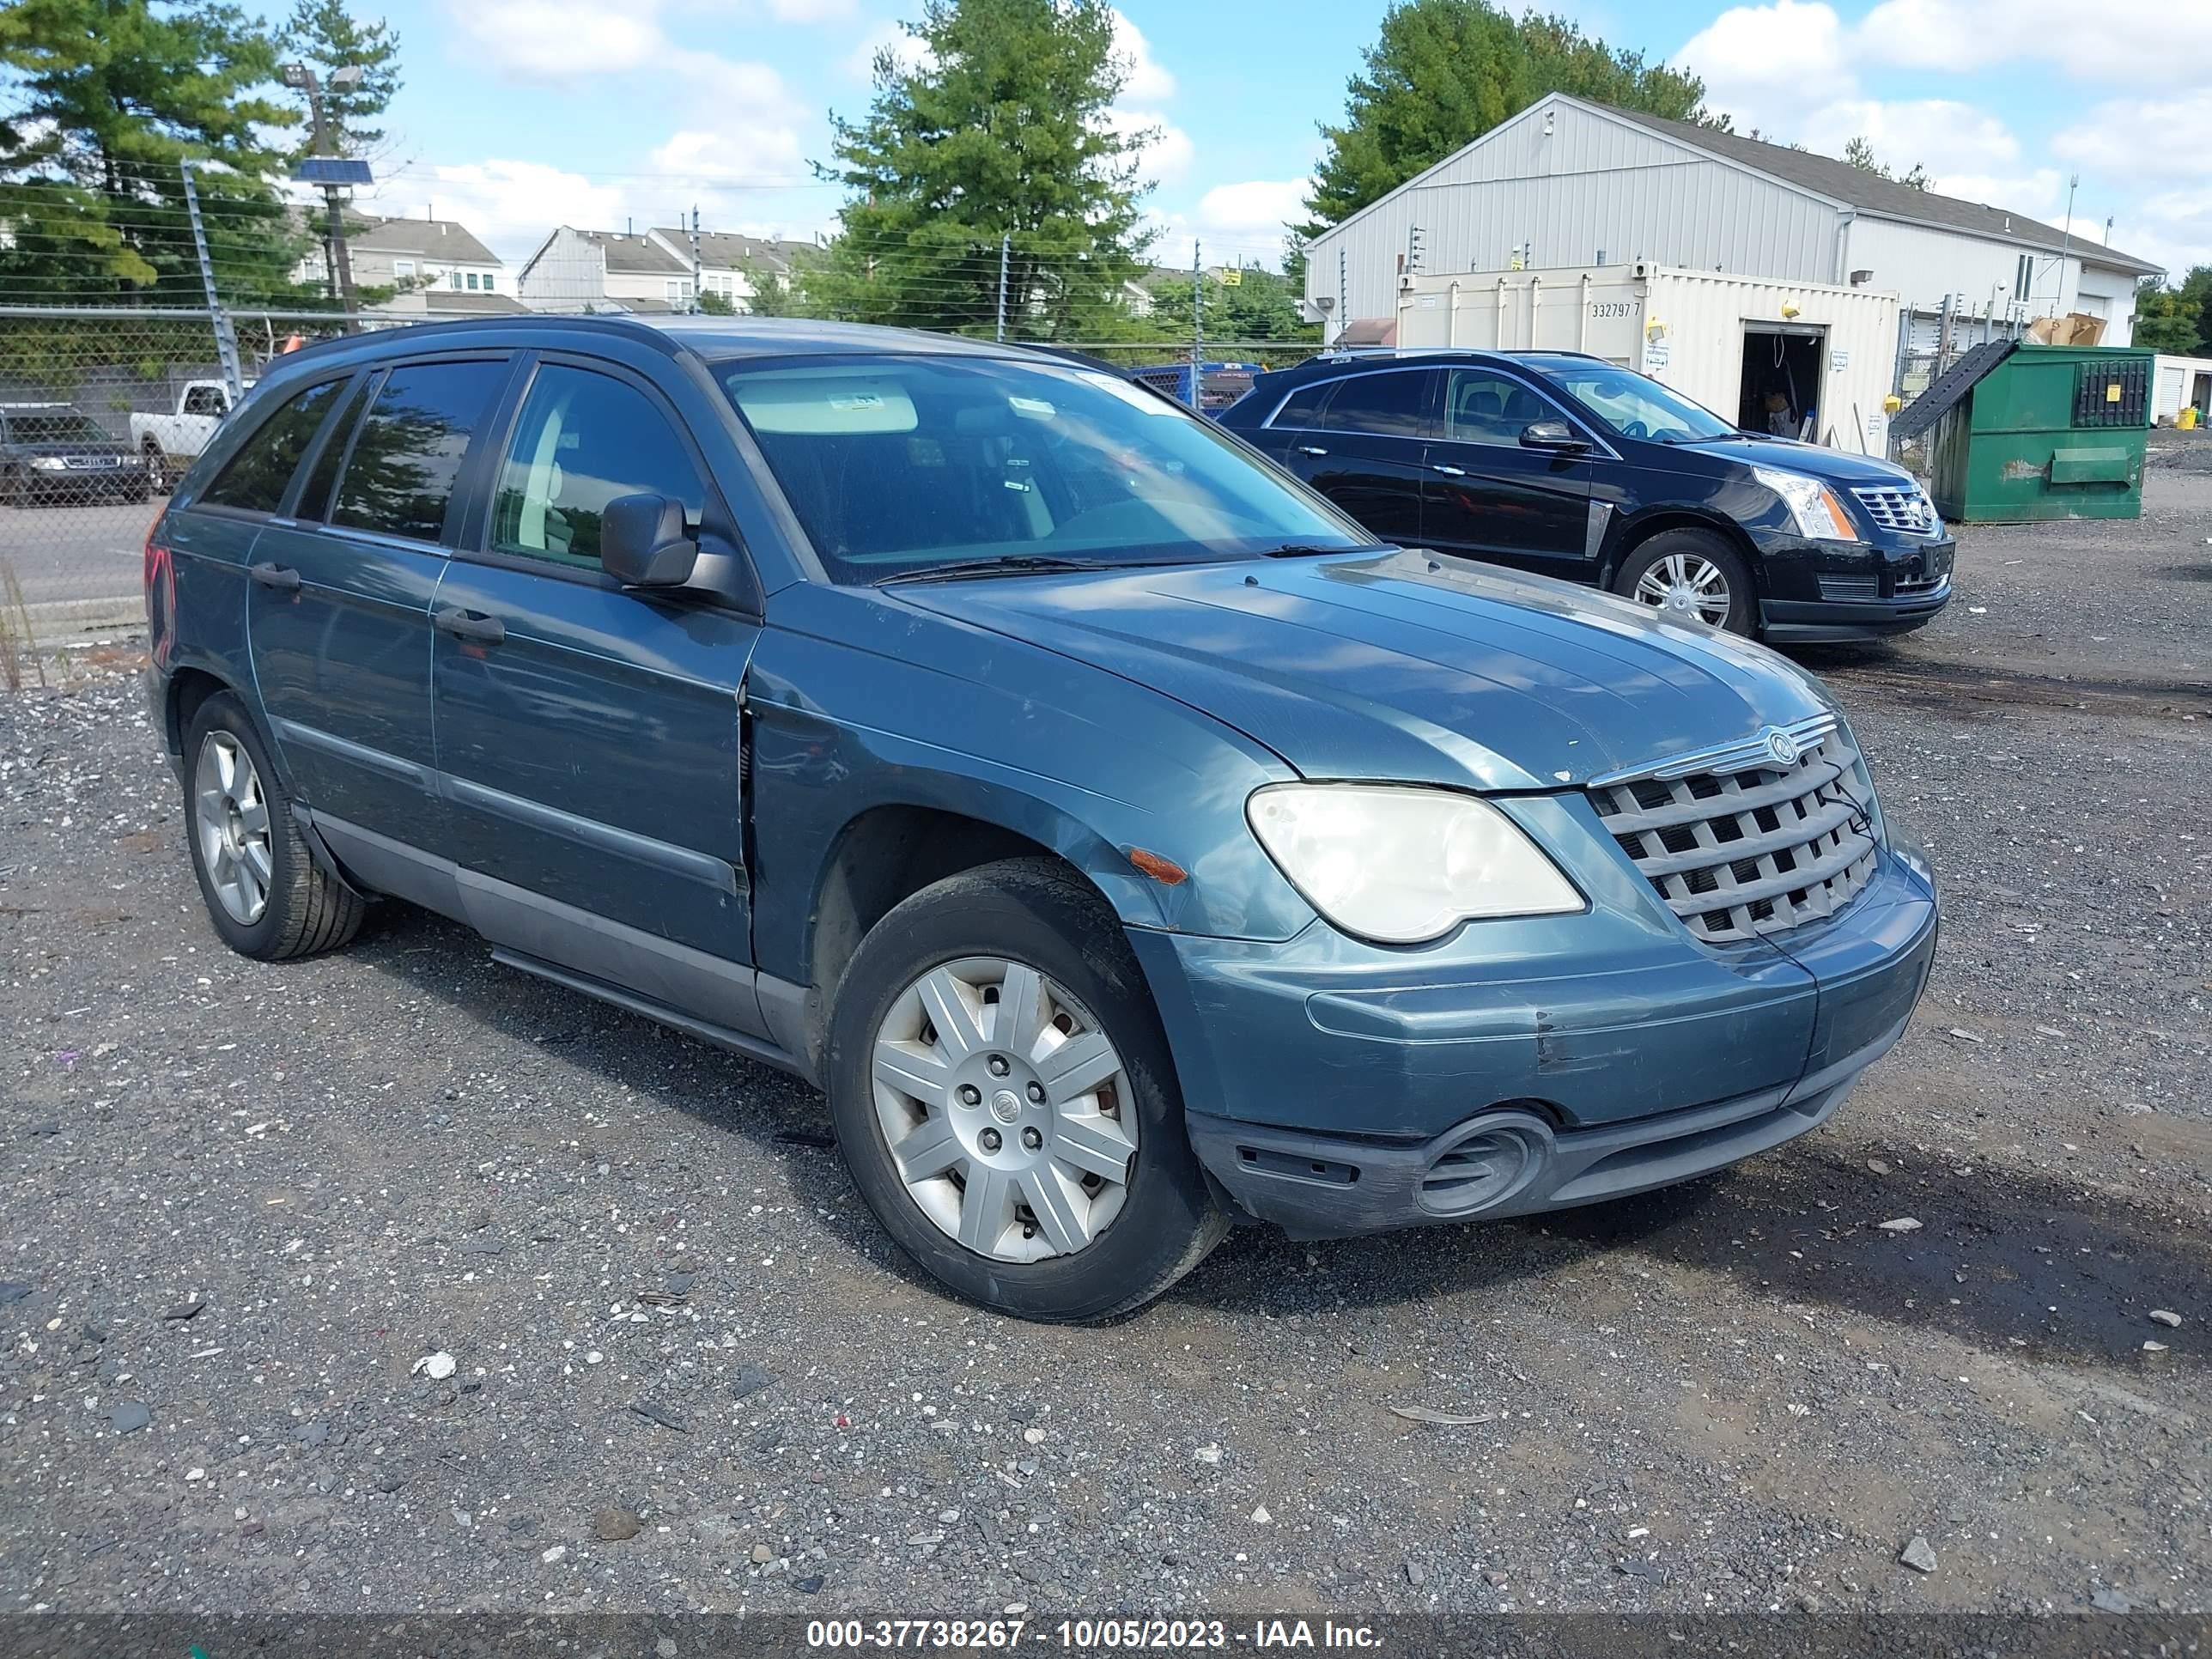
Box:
[1419,367,1594,576]
[430,355,765,1030]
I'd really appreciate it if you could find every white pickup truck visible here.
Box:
[131,379,252,492]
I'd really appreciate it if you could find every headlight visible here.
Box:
[1752,465,1857,540]
[1246,783,1583,944]
[29,456,67,471]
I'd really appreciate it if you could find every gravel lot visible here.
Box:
[2,474,2206,1620]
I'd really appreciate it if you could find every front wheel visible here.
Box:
[1613,531,1756,635]
[825,858,1226,1322]
[143,444,170,495]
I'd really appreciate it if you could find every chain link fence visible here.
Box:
[0,302,1328,680]
[0,306,374,672]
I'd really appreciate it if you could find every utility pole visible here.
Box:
[996,233,1011,343]
[2057,173,2079,313]
[1336,247,1347,346]
[1190,239,1203,411]
[283,62,365,330]
[179,161,244,403]
[690,205,703,313]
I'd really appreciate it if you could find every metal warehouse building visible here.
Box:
[1304,93,2160,346]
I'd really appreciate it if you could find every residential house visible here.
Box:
[293,212,520,312]
[515,226,698,313]
[643,228,816,312]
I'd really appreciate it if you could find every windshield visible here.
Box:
[720,355,1376,583]
[1534,363,1736,443]
[7,411,109,445]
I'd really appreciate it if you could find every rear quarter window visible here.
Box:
[197,379,345,514]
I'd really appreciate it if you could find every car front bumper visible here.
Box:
[1131,813,1938,1240]
[1753,528,1955,641]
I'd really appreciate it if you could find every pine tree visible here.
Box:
[281,0,403,156]
[808,0,1153,339]
[1303,0,1710,234]
[0,0,307,302]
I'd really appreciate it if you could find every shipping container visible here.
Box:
[2152,353,2212,424]
[1395,262,1901,456]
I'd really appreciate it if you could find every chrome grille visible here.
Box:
[1589,716,1880,944]
[1852,484,1938,535]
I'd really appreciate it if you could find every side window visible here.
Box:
[183,385,228,417]
[197,380,343,514]
[1268,379,1338,429]
[331,359,507,544]
[1316,370,1435,438]
[489,364,706,568]
[1442,369,1562,446]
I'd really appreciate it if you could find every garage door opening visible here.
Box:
[1740,326,1825,440]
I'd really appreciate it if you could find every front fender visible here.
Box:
[745,585,1319,987]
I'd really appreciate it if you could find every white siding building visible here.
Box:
[294,214,519,312]
[516,227,697,313]
[643,228,813,312]
[1304,94,2160,345]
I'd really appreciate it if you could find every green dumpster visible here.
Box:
[1896,343,2153,522]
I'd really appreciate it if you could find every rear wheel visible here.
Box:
[825,858,1226,1322]
[183,693,365,961]
[1613,530,1756,635]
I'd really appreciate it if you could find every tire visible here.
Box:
[143,444,170,495]
[181,692,366,961]
[824,857,1228,1322]
[1612,530,1758,635]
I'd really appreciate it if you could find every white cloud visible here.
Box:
[842,17,933,80]
[767,0,856,18]
[1148,178,1312,270]
[1110,10,1175,103]
[453,0,665,81]
[1674,0,1852,131]
[1675,4,2053,222]
[1192,179,1310,241]
[1099,108,1193,187]
[1856,0,2212,88]
[2120,187,2211,278]
[2055,91,2212,186]
[361,160,629,262]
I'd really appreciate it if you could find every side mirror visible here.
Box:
[600,493,698,588]
[1521,420,1589,453]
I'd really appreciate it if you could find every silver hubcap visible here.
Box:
[872,957,1138,1263]
[1633,551,1732,625]
[195,732,273,925]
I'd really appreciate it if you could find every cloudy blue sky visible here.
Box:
[284,0,2210,278]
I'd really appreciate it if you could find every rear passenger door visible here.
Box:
[1264,369,1434,546]
[429,355,766,1029]
[247,355,513,849]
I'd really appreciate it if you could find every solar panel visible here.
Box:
[293,157,374,186]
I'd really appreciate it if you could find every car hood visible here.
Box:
[891,550,1835,792]
[1675,434,1919,486]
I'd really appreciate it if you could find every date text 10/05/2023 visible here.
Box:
[803,1620,1384,1650]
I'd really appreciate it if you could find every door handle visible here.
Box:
[1430,464,1467,477]
[1293,444,1328,456]
[434,606,507,645]
[247,562,301,592]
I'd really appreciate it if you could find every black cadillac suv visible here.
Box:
[1218,349,1953,642]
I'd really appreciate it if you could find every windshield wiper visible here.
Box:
[1254,542,1376,558]
[876,556,1100,586]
